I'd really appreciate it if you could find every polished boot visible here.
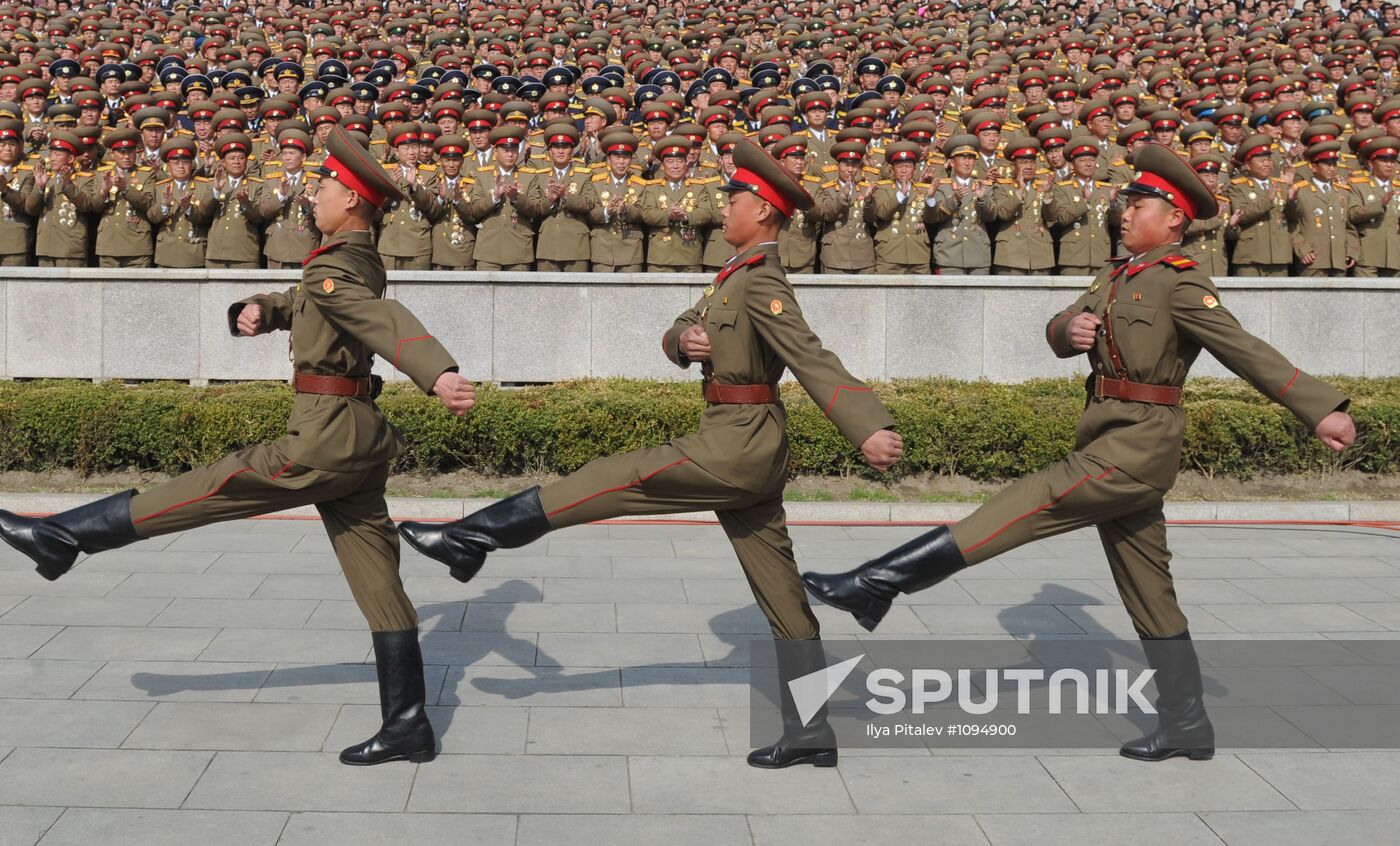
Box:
[1120,632,1215,762]
[0,490,139,581]
[748,637,838,769]
[802,525,969,631]
[398,487,551,582]
[340,629,437,766]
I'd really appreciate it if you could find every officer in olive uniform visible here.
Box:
[865,141,933,273]
[425,135,478,270]
[377,123,436,271]
[24,130,90,267]
[0,118,35,264]
[1047,136,1116,275]
[467,124,536,271]
[398,139,904,771]
[806,143,1356,764]
[520,122,594,272]
[771,135,823,273]
[257,128,321,268]
[1181,153,1231,277]
[0,126,477,769]
[701,132,742,272]
[985,137,1056,274]
[192,132,265,269]
[79,127,156,267]
[1227,133,1293,276]
[926,134,995,274]
[147,138,208,268]
[811,140,877,274]
[640,135,715,272]
[582,129,648,272]
[1346,136,1400,276]
[1286,141,1353,277]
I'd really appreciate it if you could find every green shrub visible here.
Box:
[0,377,1389,482]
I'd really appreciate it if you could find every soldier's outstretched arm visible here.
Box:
[1044,286,1099,358]
[1169,270,1349,430]
[302,253,458,393]
[226,287,298,335]
[744,264,894,448]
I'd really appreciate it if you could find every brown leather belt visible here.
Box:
[1094,375,1182,406]
[703,382,780,404]
[294,372,372,397]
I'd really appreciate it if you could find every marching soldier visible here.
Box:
[771,135,823,273]
[985,137,1055,275]
[257,128,321,268]
[425,135,477,270]
[466,124,536,271]
[147,138,208,268]
[640,135,715,273]
[1227,133,1293,277]
[25,131,90,267]
[377,123,436,271]
[805,143,1356,764]
[0,125,478,769]
[79,128,156,268]
[582,129,648,272]
[192,132,265,269]
[1346,136,1400,276]
[1182,153,1231,277]
[864,141,933,274]
[1047,136,1116,276]
[925,134,995,275]
[520,122,594,273]
[1287,142,1354,277]
[811,140,877,274]
[398,138,904,771]
[0,119,35,265]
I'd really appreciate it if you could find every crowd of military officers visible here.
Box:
[0,0,1399,276]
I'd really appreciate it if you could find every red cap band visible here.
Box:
[322,151,386,206]
[732,165,795,216]
[548,133,575,145]
[1133,170,1198,219]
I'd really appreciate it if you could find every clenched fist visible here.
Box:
[861,429,903,471]
[433,371,477,417]
[1315,411,1356,453]
[235,303,262,337]
[1068,311,1102,351]
[679,324,711,362]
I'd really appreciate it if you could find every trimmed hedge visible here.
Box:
[0,376,1395,481]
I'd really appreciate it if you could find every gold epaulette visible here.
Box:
[591,173,609,182]
[995,178,1014,184]
[1057,179,1074,186]
[629,175,649,186]
[477,165,494,173]
[419,163,437,172]
[1231,177,1249,184]
[821,179,838,189]
[822,163,837,172]
[876,179,893,185]
[693,175,721,184]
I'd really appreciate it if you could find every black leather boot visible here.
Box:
[340,629,437,766]
[398,487,551,583]
[748,637,838,769]
[802,526,969,631]
[1120,631,1215,762]
[0,490,140,581]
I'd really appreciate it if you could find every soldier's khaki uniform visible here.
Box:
[423,170,477,269]
[582,171,647,271]
[128,229,458,633]
[925,177,994,274]
[467,164,536,270]
[147,176,209,268]
[79,164,156,267]
[256,168,321,268]
[191,175,265,268]
[640,176,716,272]
[1226,175,1292,275]
[1286,178,1351,277]
[1181,195,1230,277]
[520,161,594,272]
[864,179,933,274]
[24,169,90,266]
[1047,177,1115,274]
[0,162,35,264]
[984,175,1056,274]
[777,173,823,273]
[811,178,877,274]
[377,163,435,270]
[538,243,894,639]
[948,245,1348,636]
[1345,172,1400,276]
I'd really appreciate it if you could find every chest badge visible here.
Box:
[1088,282,1099,293]
[1132,292,1142,301]
[770,299,783,316]
[703,285,715,298]
[1202,294,1219,309]
[322,278,335,294]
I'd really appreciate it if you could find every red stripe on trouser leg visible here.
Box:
[133,461,295,526]
[545,457,694,518]
[960,465,1117,555]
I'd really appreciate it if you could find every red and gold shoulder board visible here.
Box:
[1162,255,1198,270]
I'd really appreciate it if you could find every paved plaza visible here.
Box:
[1,510,1399,845]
